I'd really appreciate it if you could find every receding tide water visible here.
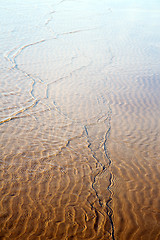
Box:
[0,0,160,239]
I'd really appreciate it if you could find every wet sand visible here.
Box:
[0,0,160,239]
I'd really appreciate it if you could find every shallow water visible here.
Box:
[0,0,160,239]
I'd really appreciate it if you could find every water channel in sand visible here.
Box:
[0,0,160,239]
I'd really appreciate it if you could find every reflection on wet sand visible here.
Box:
[108,72,160,240]
[0,0,160,239]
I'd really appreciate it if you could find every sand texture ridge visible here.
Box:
[0,0,160,239]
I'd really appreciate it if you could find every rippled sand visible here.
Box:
[0,0,160,239]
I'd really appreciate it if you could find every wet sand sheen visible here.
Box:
[0,0,160,239]
[108,73,160,240]
[0,1,114,239]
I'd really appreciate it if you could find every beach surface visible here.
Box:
[0,0,160,239]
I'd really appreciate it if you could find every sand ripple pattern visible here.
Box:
[0,0,115,239]
[1,0,160,239]
[108,72,160,240]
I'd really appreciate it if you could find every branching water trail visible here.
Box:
[103,106,115,240]
[0,100,39,125]
[3,25,96,125]
[2,2,116,238]
[2,39,50,125]
[84,104,115,240]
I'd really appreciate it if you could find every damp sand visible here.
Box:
[0,0,160,239]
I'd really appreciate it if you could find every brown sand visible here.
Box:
[0,0,160,239]
[108,73,160,240]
